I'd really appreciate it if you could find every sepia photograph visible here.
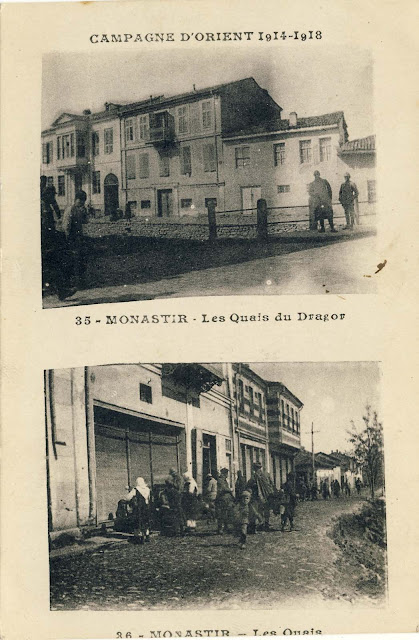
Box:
[41,47,377,308]
[46,362,386,611]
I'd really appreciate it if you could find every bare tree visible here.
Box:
[348,405,384,499]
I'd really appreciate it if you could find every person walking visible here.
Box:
[215,468,235,534]
[203,472,218,522]
[182,472,200,533]
[246,461,275,533]
[159,478,185,536]
[127,477,151,544]
[234,470,247,500]
[321,480,330,500]
[355,478,362,496]
[237,490,252,549]
[339,172,359,229]
[281,474,297,532]
[308,170,337,233]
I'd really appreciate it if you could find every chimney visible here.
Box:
[289,111,297,127]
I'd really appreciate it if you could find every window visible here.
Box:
[319,137,331,162]
[159,153,170,177]
[139,383,152,404]
[61,134,74,159]
[139,153,149,179]
[248,386,254,411]
[57,137,61,160]
[126,155,136,180]
[368,180,376,203]
[202,101,212,129]
[235,146,250,168]
[42,142,52,164]
[238,379,244,409]
[203,143,216,172]
[177,105,189,134]
[139,115,149,140]
[299,140,312,164]
[92,131,99,156]
[58,175,65,196]
[181,198,193,209]
[125,118,135,143]
[180,146,191,175]
[141,200,151,209]
[47,176,54,186]
[274,142,285,166]
[92,171,100,194]
[104,128,113,154]
[278,185,291,193]
[77,132,86,158]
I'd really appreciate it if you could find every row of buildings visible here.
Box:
[45,362,361,540]
[41,77,376,220]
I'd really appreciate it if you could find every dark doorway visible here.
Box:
[202,433,217,483]
[104,173,119,216]
[157,188,173,217]
[74,172,83,194]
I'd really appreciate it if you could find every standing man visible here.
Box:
[246,461,275,532]
[339,172,359,229]
[61,190,88,296]
[308,170,337,233]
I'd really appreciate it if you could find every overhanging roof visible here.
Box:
[94,399,185,429]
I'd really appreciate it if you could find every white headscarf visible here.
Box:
[183,472,198,493]
[135,477,150,503]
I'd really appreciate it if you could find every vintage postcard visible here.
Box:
[1,1,418,640]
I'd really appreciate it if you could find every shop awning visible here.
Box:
[94,399,185,430]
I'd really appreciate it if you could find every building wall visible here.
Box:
[89,116,122,212]
[45,368,90,534]
[121,95,225,217]
[223,130,376,217]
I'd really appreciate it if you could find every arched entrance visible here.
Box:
[104,173,119,216]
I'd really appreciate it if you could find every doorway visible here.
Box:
[157,188,173,217]
[202,433,217,482]
[104,173,119,216]
[241,186,261,213]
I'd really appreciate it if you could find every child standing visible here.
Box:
[238,490,252,549]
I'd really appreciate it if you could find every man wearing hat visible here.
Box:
[339,172,359,229]
[246,461,275,532]
[308,170,337,233]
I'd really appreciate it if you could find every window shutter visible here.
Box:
[190,103,200,134]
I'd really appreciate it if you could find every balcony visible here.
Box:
[148,111,175,147]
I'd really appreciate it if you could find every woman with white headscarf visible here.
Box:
[181,471,200,532]
[127,477,151,544]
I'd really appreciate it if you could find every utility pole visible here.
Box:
[311,422,320,485]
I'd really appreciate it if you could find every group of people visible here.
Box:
[119,464,298,550]
[319,477,361,500]
[41,176,88,300]
[308,170,359,232]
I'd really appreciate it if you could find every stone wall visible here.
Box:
[84,203,375,241]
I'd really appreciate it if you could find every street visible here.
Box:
[43,231,378,308]
[50,494,384,610]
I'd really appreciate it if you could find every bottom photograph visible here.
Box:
[45,362,386,610]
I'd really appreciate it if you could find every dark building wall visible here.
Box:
[220,78,282,135]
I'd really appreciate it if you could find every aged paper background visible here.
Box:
[1,1,418,639]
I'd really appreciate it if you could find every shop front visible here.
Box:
[93,401,186,523]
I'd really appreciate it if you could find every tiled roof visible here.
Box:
[224,111,345,137]
[340,134,375,153]
[120,77,260,114]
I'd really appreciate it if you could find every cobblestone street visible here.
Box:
[50,494,384,610]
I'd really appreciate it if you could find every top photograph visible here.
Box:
[41,46,377,308]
